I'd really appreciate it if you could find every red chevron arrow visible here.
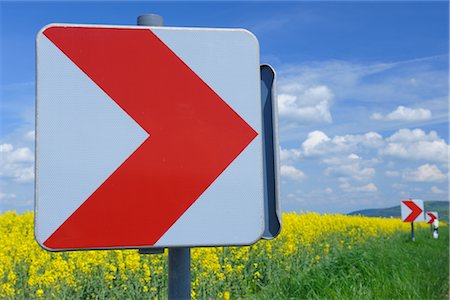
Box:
[42,26,257,249]
[403,200,423,222]
[426,212,437,224]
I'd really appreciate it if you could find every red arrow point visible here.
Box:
[427,212,437,224]
[403,200,423,222]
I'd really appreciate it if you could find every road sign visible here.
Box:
[426,211,438,224]
[35,24,265,250]
[401,199,424,222]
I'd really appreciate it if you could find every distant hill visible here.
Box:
[348,201,449,222]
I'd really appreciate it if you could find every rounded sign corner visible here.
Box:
[34,229,55,252]
[37,23,60,39]
[236,28,260,52]
[246,217,266,246]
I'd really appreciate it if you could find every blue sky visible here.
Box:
[1,1,448,214]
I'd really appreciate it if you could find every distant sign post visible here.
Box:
[426,211,439,239]
[426,211,438,224]
[401,199,424,241]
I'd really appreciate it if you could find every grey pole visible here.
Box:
[137,14,191,300]
[137,13,166,258]
[168,248,191,300]
[137,14,164,26]
[411,222,415,242]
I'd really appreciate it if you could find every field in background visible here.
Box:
[1,212,448,299]
[349,200,449,222]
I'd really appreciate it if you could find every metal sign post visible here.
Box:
[400,199,424,242]
[137,14,191,300]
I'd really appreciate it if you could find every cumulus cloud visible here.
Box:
[370,113,383,120]
[285,122,446,168]
[324,154,376,181]
[0,192,17,201]
[385,170,400,177]
[24,130,35,142]
[324,187,333,194]
[381,129,449,163]
[431,186,446,194]
[277,83,333,124]
[301,130,383,157]
[386,106,431,121]
[302,131,331,156]
[280,165,305,181]
[0,143,35,183]
[279,147,301,163]
[402,164,446,182]
[371,106,432,121]
[339,181,378,193]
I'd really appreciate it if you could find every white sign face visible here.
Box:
[35,24,265,250]
[426,211,439,224]
[401,199,424,222]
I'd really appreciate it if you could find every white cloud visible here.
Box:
[0,143,35,183]
[323,154,376,181]
[302,131,330,156]
[385,170,400,177]
[0,192,16,201]
[277,84,333,124]
[340,181,378,193]
[6,147,34,163]
[279,147,301,163]
[370,112,383,120]
[386,106,431,121]
[371,106,432,122]
[402,164,447,182]
[381,129,449,163]
[0,144,13,152]
[326,164,375,181]
[24,130,35,142]
[279,57,447,108]
[280,165,305,181]
[301,130,383,157]
[431,186,446,194]
[359,183,378,192]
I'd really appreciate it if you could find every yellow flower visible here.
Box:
[253,271,261,279]
[36,289,44,298]
[0,210,427,299]
[224,291,230,300]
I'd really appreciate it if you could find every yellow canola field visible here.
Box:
[0,211,427,299]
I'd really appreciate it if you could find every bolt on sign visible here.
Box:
[35,24,270,251]
[400,199,424,223]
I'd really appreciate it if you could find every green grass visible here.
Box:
[253,226,449,300]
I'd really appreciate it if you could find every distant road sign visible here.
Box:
[401,199,424,222]
[426,211,438,224]
[36,24,264,251]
